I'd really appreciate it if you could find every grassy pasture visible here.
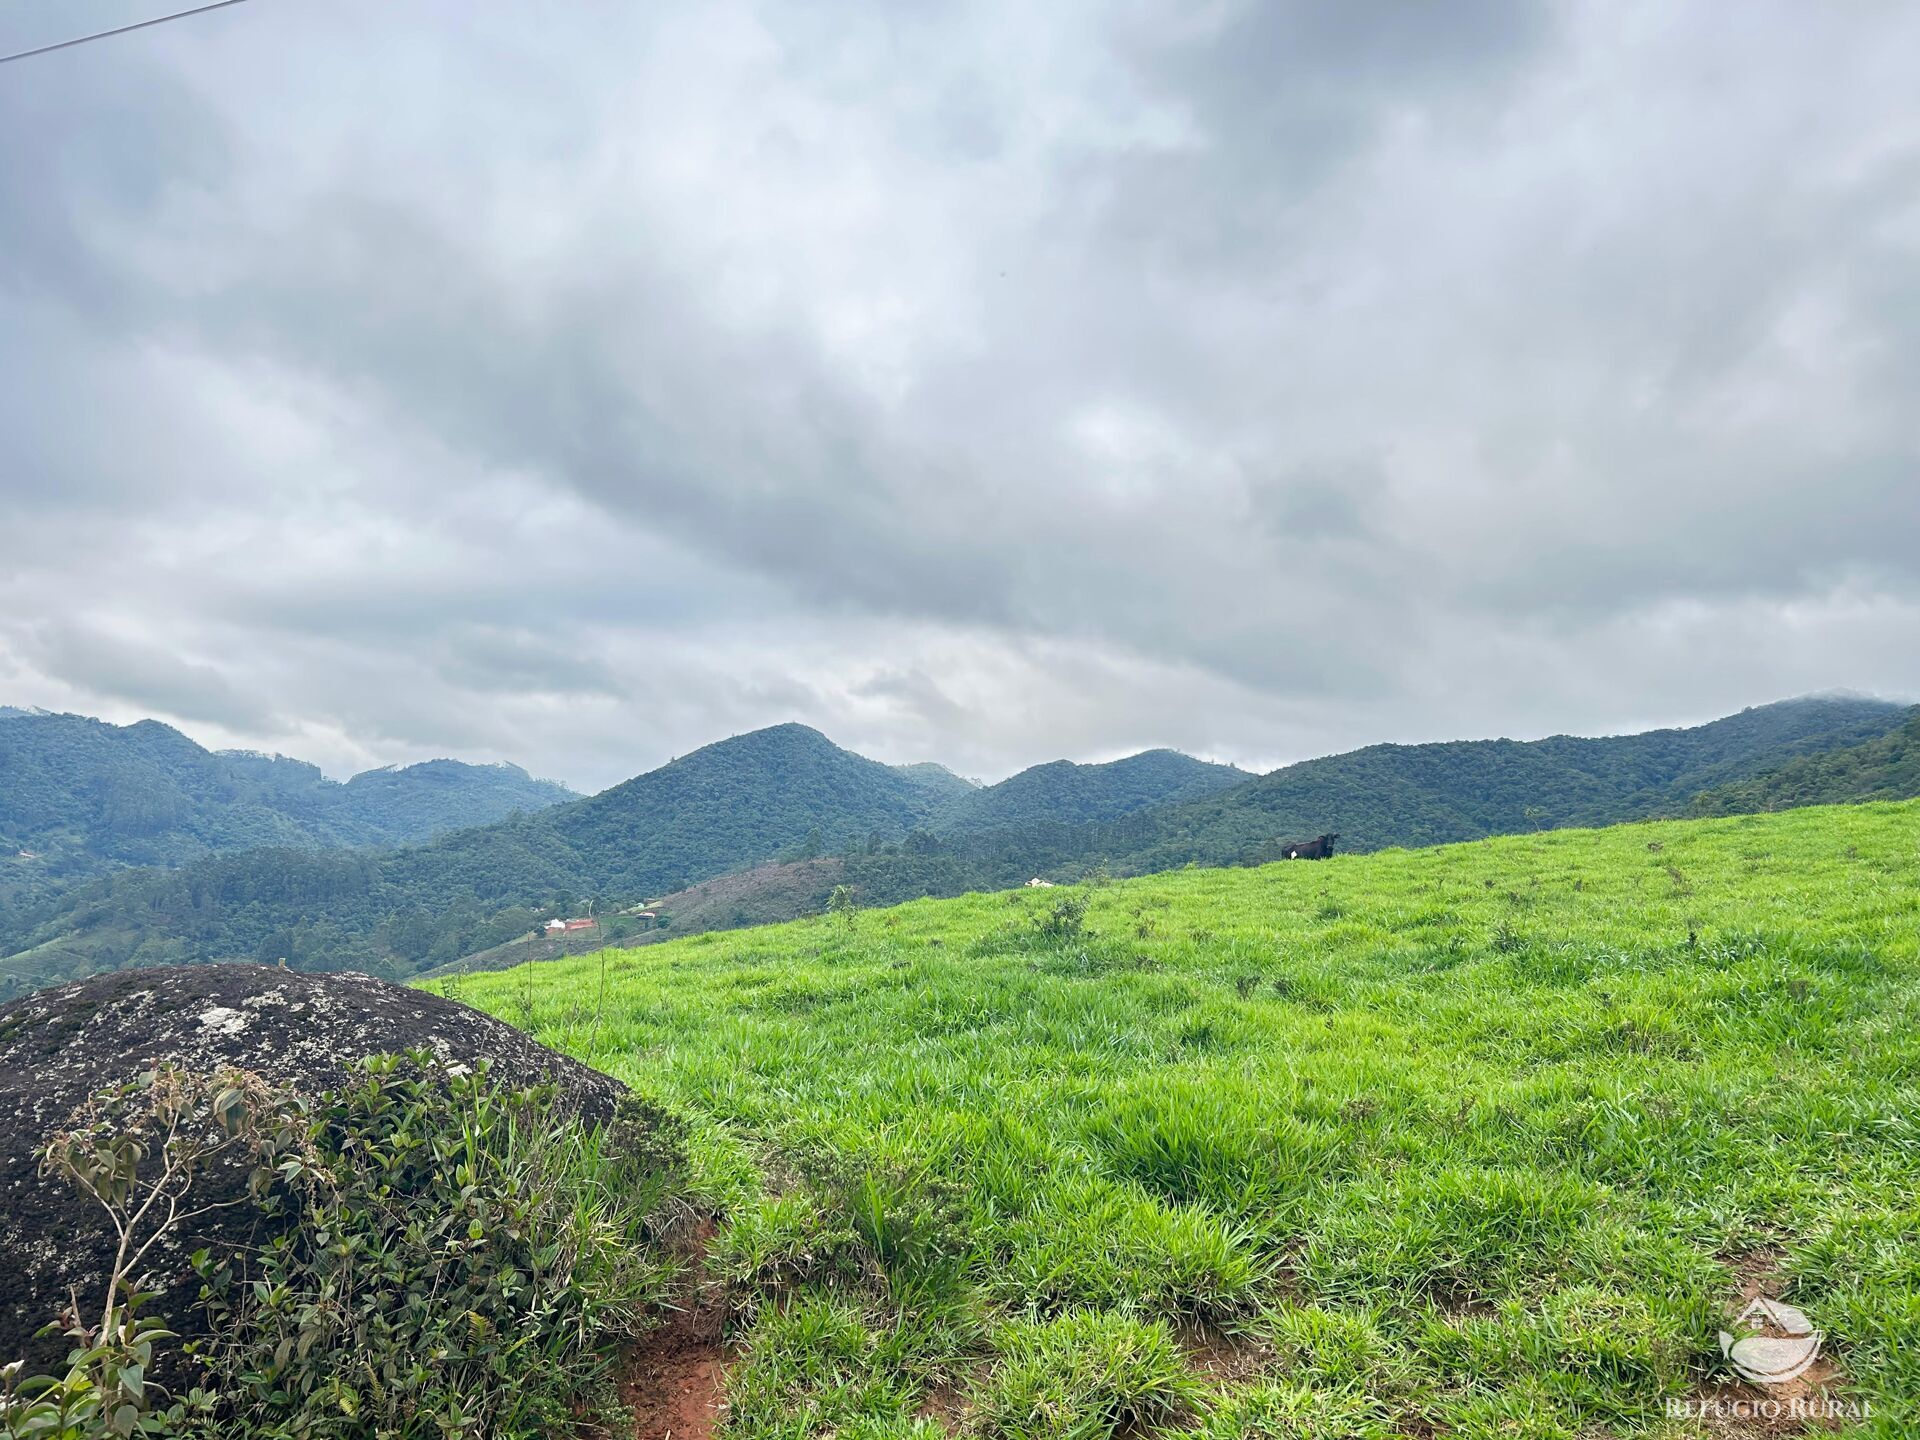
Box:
[430,801,1920,1438]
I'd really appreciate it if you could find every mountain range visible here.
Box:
[0,711,573,900]
[0,695,1912,996]
[1093,694,1916,871]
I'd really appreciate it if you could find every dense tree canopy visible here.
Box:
[1687,708,1920,817]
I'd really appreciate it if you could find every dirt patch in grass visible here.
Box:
[622,1297,729,1440]
[1724,1246,1790,1302]
[915,1378,971,1432]
[1175,1321,1274,1387]
[623,1229,731,1440]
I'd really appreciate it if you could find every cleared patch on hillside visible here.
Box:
[431,858,847,977]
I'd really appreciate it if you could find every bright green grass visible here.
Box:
[429,802,1920,1438]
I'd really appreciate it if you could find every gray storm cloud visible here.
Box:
[0,0,1915,790]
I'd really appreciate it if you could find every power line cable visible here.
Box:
[0,0,252,66]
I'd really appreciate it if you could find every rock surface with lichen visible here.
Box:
[0,963,622,1368]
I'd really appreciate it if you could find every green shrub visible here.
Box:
[191,1054,682,1438]
[7,1055,687,1440]
[1032,893,1092,946]
[969,890,1096,959]
[827,884,862,933]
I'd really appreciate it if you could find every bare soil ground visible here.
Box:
[623,1227,731,1440]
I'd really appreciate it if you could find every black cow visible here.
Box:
[1279,832,1339,860]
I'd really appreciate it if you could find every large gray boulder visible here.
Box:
[0,964,622,1368]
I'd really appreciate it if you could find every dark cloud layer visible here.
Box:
[2,0,1915,790]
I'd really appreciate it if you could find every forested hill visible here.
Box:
[1099,693,1911,871]
[931,749,1245,832]
[533,722,951,895]
[0,723,961,989]
[0,711,573,898]
[1687,707,1920,817]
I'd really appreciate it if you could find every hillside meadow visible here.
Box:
[429,801,1920,1438]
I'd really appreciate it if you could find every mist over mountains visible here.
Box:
[0,694,1912,997]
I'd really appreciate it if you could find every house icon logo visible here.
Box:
[1719,1297,1823,1385]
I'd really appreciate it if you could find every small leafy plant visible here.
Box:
[3,1066,297,1440]
[827,884,862,934]
[7,1055,688,1440]
[0,1293,215,1440]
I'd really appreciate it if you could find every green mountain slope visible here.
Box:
[0,724,944,991]
[541,723,945,895]
[425,746,1247,976]
[1687,706,1920,816]
[890,761,979,803]
[1103,694,1911,871]
[934,749,1247,832]
[826,695,1912,905]
[0,712,573,899]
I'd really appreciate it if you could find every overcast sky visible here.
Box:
[2,1,1916,791]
